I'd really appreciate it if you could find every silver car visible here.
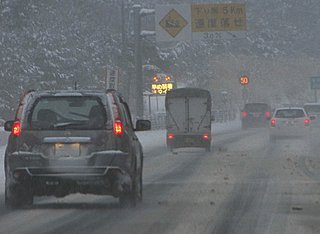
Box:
[269,107,312,141]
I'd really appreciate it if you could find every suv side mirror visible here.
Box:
[4,120,14,132]
[136,120,151,131]
[211,115,215,122]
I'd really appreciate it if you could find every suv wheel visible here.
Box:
[5,181,33,209]
[119,169,142,208]
[136,169,143,203]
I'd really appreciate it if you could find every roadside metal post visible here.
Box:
[148,94,151,116]
[105,67,107,91]
[133,5,143,118]
[133,5,155,118]
[121,0,130,101]
[242,86,249,104]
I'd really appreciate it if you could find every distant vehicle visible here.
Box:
[4,89,151,208]
[241,103,271,129]
[269,107,312,141]
[303,103,320,128]
[165,88,212,152]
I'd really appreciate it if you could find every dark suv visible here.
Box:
[241,103,271,129]
[4,89,151,208]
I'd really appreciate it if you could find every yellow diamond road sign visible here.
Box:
[159,9,188,38]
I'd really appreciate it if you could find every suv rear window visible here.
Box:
[28,96,108,130]
[275,109,305,118]
[244,103,269,112]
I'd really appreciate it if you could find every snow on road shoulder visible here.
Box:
[212,120,241,134]
[136,130,166,152]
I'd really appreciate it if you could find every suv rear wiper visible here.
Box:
[53,122,88,129]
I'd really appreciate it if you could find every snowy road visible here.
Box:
[0,122,320,234]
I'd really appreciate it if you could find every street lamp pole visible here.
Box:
[121,0,130,101]
[133,5,155,118]
[133,5,143,118]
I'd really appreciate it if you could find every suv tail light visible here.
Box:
[114,120,123,135]
[242,111,247,118]
[270,119,276,127]
[304,118,310,126]
[12,121,21,137]
[167,133,174,139]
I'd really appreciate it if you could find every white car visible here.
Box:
[269,107,312,140]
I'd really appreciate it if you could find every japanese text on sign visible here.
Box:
[151,83,174,95]
[106,68,119,90]
[191,3,246,32]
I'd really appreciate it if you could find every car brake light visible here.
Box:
[168,133,174,139]
[202,133,210,140]
[304,118,310,126]
[242,111,247,118]
[114,120,123,135]
[12,121,21,137]
[270,119,276,126]
[265,111,271,117]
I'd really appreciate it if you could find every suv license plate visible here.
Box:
[55,143,80,157]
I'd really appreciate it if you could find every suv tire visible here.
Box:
[5,182,33,209]
[119,167,142,208]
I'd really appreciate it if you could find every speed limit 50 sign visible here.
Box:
[239,75,249,85]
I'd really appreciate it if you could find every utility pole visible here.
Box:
[133,4,155,118]
[133,4,143,118]
[121,0,130,101]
